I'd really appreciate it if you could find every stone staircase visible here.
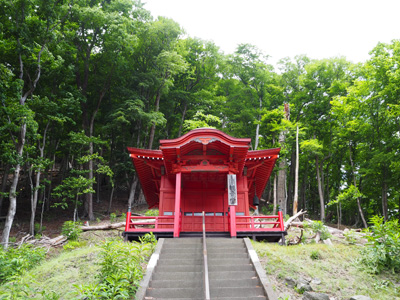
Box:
[142,238,269,300]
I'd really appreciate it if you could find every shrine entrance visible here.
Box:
[181,173,228,232]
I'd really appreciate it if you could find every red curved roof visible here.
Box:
[127,129,280,208]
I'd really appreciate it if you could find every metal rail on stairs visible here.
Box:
[202,211,210,300]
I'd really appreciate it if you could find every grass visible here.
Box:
[0,245,102,299]
[253,242,400,300]
[0,229,133,299]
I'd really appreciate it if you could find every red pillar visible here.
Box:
[278,209,284,231]
[173,172,182,237]
[229,205,236,237]
[125,207,132,232]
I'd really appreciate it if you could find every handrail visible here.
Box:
[202,211,210,300]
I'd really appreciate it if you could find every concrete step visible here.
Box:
[210,287,265,298]
[160,252,248,260]
[154,264,203,273]
[160,252,204,259]
[150,279,203,288]
[162,243,203,250]
[151,271,203,281]
[209,270,257,280]
[209,278,261,288]
[208,258,251,265]
[146,287,203,298]
[149,298,266,300]
[157,258,203,266]
[160,247,203,254]
[209,264,254,272]
[213,297,267,300]
[207,247,247,254]
[206,238,245,244]
[163,238,201,244]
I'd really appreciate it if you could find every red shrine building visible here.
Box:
[124,128,286,241]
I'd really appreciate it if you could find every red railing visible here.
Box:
[125,211,175,233]
[229,210,285,236]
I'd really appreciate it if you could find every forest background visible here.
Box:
[1,0,399,249]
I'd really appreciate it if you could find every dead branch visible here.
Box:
[284,209,307,231]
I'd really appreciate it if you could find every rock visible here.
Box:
[323,238,333,246]
[285,277,296,288]
[303,292,330,300]
[349,296,373,300]
[311,278,321,285]
[297,281,312,292]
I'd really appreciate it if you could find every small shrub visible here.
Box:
[360,216,400,273]
[110,213,117,223]
[144,209,159,216]
[310,250,321,260]
[63,240,87,251]
[0,244,46,284]
[74,237,157,299]
[304,220,332,241]
[61,221,83,241]
[343,229,358,244]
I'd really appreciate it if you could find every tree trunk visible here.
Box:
[178,102,188,137]
[0,164,10,214]
[348,142,368,228]
[29,122,48,235]
[1,123,26,249]
[382,180,388,222]
[148,91,162,149]
[316,156,325,221]
[86,140,95,220]
[293,125,299,215]
[254,96,262,150]
[277,159,286,215]
[273,175,277,215]
[128,176,138,207]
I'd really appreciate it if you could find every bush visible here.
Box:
[361,216,400,274]
[61,221,83,241]
[304,220,332,241]
[0,244,46,284]
[74,237,156,299]
[144,209,159,216]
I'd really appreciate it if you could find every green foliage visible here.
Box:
[139,232,157,250]
[144,209,159,216]
[343,229,358,245]
[63,240,87,251]
[0,244,46,284]
[304,220,332,241]
[109,213,117,223]
[360,216,400,273]
[74,238,156,299]
[310,250,321,260]
[183,111,222,133]
[61,221,83,241]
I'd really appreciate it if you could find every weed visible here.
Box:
[109,213,117,223]
[361,216,400,273]
[310,250,321,260]
[74,237,156,299]
[144,209,159,216]
[61,221,83,241]
[63,240,87,251]
[0,244,46,284]
[343,229,358,244]
[304,220,332,241]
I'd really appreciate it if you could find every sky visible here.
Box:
[142,0,400,66]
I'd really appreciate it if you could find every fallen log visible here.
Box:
[80,219,156,231]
